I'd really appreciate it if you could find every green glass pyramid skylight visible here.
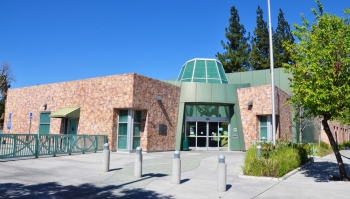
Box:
[177,58,228,84]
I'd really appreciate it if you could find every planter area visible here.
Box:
[242,140,316,178]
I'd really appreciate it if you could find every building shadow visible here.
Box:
[157,101,172,127]
[0,173,172,199]
[300,161,350,182]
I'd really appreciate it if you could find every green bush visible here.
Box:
[320,141,331,150]
[243,142,308,178]
[339,141,350,150]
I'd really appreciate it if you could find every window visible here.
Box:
[39,112,51,135]
[133,111,141,149]
[117,110,128,149]
[185,104,230,118]
[259,116,268,141]
[117,110,142,150]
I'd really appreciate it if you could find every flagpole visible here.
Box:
[267,0,276,146]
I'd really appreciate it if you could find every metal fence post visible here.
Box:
[103,143,110,172]
[35,135,39,158]
[53,136,57,157]
[68,136,72,155]
[217,155,227,192]
[172,150,181,184]
[13,135,17,158]
[95,135,98,153]
[83,136,86,154]
[134,146,142,178]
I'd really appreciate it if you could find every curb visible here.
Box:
[238,159,313,181]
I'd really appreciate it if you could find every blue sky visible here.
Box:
[1,0,349,88]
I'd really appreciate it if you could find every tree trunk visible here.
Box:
[322,115,349,181]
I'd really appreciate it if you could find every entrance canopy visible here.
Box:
[49,107,80,118]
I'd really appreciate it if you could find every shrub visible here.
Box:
[243,141,308,178]
[339,141,350,150]
[320,141,331,150]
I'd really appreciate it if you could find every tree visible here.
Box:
[250,6,270,70]
[216,6,251,72]
[0,62,15,123]
[273,9,295,68]
[284,0,350,180]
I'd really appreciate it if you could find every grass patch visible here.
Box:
[243,141,309,178]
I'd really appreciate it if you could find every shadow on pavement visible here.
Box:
[300,161,350,182]
[109,168,123,171]
[180,178,190,184]
[341,155,350,161]
[226,184,232,191]
[0,173,172,199]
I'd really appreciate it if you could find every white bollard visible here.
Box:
[134,146,142,178]
[217,155,227,192]
[103,143,110,172]
[256,145,262,159]
[172,150,181,184]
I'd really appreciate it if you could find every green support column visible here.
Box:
[175,103,185,150]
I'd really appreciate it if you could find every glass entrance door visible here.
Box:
[208,122,219,150]
[186,120,229,151]
[196,122,207,150]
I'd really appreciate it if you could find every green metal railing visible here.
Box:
[0,134,108,159]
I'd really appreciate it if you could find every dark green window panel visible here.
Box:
[134,111,141,123]
[192,78,206,83]
[185,105,195,117]
[260,127,267,139]
[182,61,195,79]
[218,106,229,117]
[260,116,267,126]
[133,124,141,136]
[119,110,128,122]
[206,60,219,78]
[207,79,221,84]
[177,64,186,80]
[216,62,228,82]
[39,124,50,135]
[133,137,140,149]
[185,104,230,118]
[118,123,128,135]
[194,60,206,78]
[118,136,127,149]
[197,105,218,117]
[40,113,51,124]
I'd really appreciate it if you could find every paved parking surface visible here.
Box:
[0,150,350,198]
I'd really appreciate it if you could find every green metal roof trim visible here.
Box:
[49,107,80,118]
[177,58,228,84]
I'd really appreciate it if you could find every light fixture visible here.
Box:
[156,96,162,101]
[42,103,47,110]
[248,101,253,106]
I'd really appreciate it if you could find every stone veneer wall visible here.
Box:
[237,85,292,149]
[4,74,135,150]
[4,73,181,151]
[132,74,180,151]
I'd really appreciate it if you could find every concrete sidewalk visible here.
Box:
[0,150,350,198]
